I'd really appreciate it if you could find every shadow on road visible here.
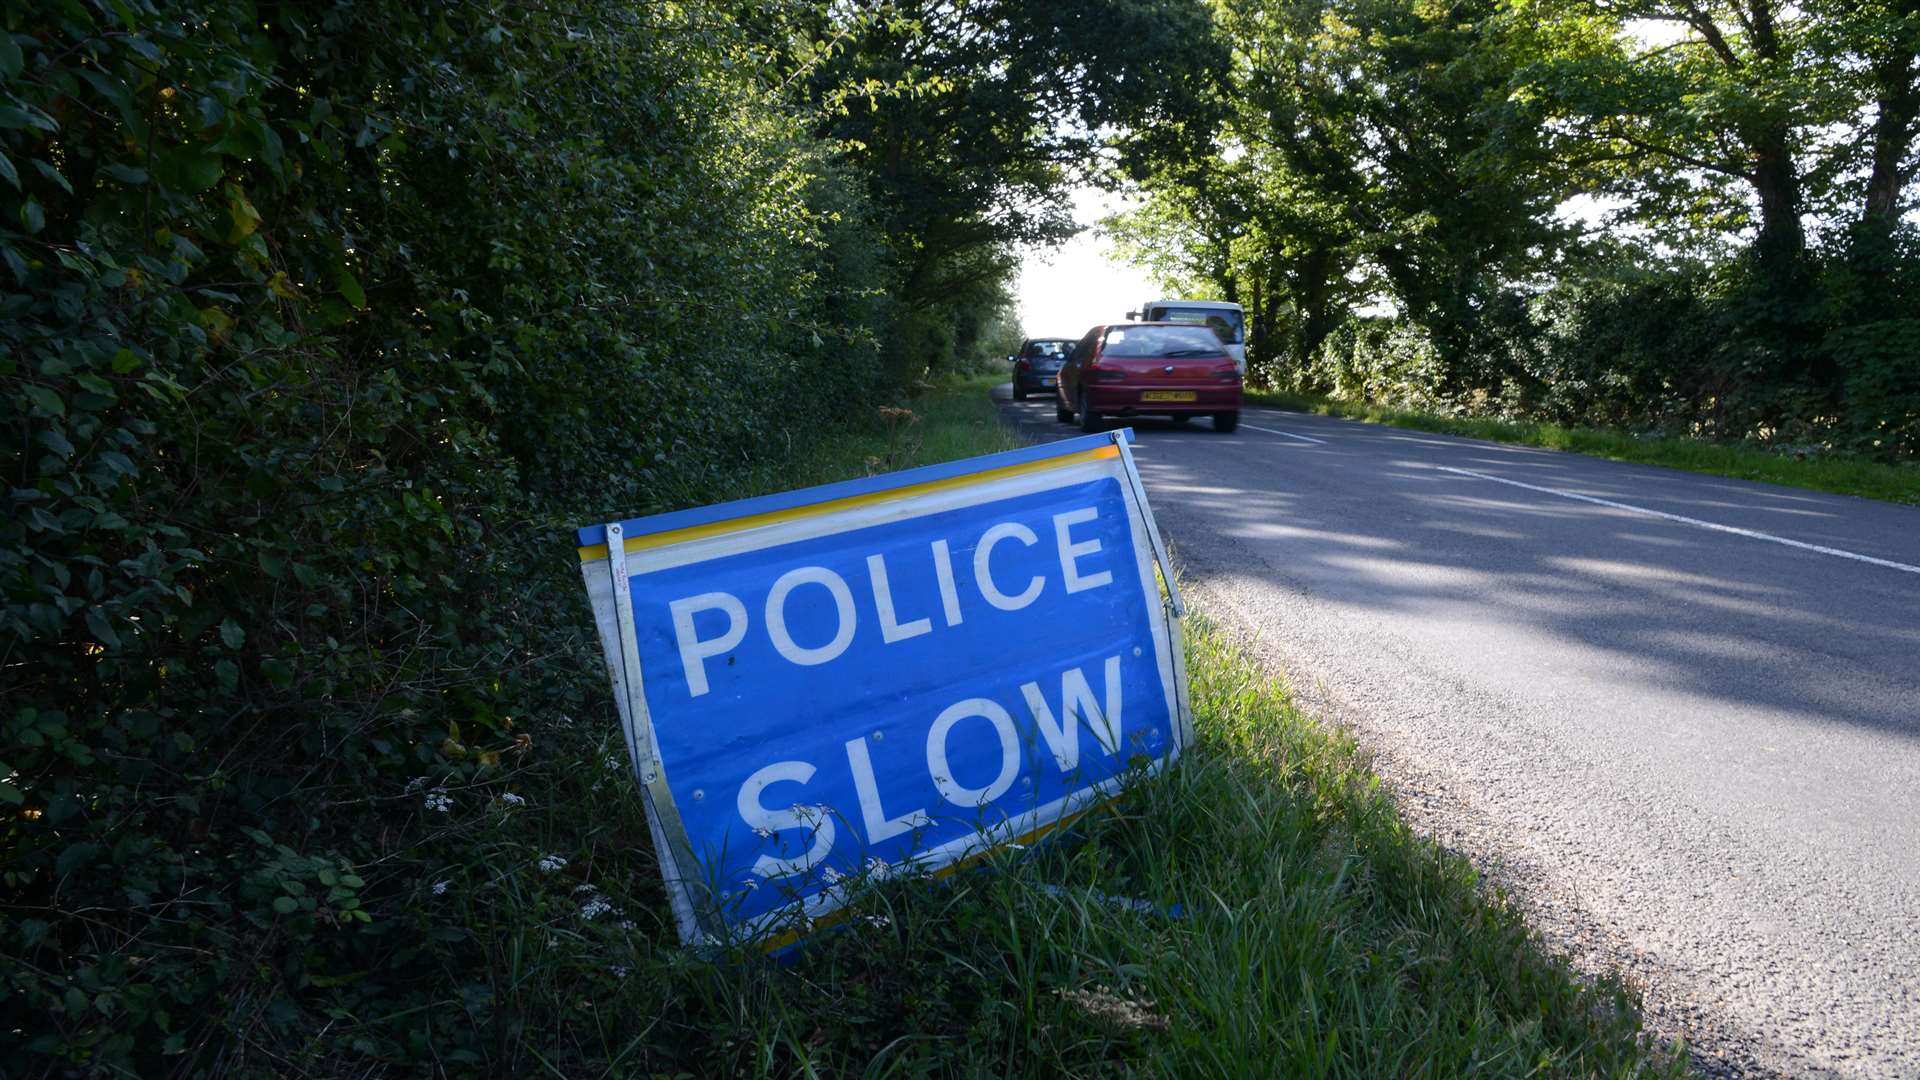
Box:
[991,381,1920,742]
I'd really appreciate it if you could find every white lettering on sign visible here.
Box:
[1020,655,1123,770]
[667,508,1118,698]
[738,656,1130,877]
[766,566,857,666]
[669,591,748,697]
[737,760,834,878]
[867,553,932,644]
[927,698,1022,807]
[974,522,1044,611]
[1053,507,1114,593]
[846,735,930,842]
[931,539,964,628]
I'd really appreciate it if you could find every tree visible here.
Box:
[1514,1,1883,281]
[1841,0,1920,232]
[788,0,1229,371]
[1221,0,1574,385]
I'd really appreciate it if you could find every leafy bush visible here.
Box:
[1832,319,1920,459]
[0,2,915,1073]
[1302,318,1445,406]
[1297,245,1920,461]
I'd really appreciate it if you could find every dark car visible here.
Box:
[1056,323,1241,433]
[1009,337,1075,400]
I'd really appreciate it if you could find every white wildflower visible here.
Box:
[609,965,631,977]
[423,789,452,814]
[752,826,775,840]
[537,854,567,873]
[580,895,617,920]
[431,880,450,896]
[616,920,636,930]
[864,914,891,929]
[821,866,844,884]
[497,792,526,808]
[405,776,429,794]
[573,883,598,894]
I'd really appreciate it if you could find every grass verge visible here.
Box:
[440,375,1678,1075]
[1250,389,1920,506]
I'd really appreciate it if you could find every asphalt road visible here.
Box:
[993,385,1920,1077]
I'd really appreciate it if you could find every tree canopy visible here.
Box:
[1108,0,1920,455]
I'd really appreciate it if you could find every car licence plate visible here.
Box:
[1041,377,1054,386]
[1140,391,1196,402]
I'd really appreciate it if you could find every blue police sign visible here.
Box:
[576,430,1190,947]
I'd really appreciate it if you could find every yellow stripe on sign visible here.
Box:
[576,444,1120,563]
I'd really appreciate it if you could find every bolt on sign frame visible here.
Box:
[575,429,1190,949]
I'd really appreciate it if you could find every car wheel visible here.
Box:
[1012,381,1027,401]
[1078,388,1102,433]
[1214,410,1239,433]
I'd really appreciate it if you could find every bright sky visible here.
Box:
[1014,185,1158,340]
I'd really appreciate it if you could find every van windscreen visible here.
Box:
[1150,307,1243,344]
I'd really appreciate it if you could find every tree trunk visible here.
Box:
[1749,131,1807,268]
[1290,243,1337,368]
[1861,26,1920,232]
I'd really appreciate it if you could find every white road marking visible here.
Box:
[1437,466,1920,576]
[1243,423,1326,445]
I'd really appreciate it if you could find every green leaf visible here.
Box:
[24,385,64,417]
[56,842,102,877]
[32,159,72,194]
[155,148,223,193]
[86,607,122,650]
[272,896,297,915]
[76,70,135,123]
[111,349,144,374]
[0,148,16,189]
[220,619,245,649]
[0,33,23,80]
[0,783,21,805]
[0,104,55,131]
[337,268,366,309]
[74,373,116,397]
[215,659,239,691]
[20,199,43,234]
[36,429,73,457]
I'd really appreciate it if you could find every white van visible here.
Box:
[1127,299,1247,374]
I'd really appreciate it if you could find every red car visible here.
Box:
[1056,323,1241,433]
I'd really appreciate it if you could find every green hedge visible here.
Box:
[1295,249,1920,460]
[0,2,905,1072]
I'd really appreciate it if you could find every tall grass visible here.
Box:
[1251,390,1920,506]
[418,377,1677,1075]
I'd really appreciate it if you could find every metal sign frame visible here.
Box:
[576,429,1190,947]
